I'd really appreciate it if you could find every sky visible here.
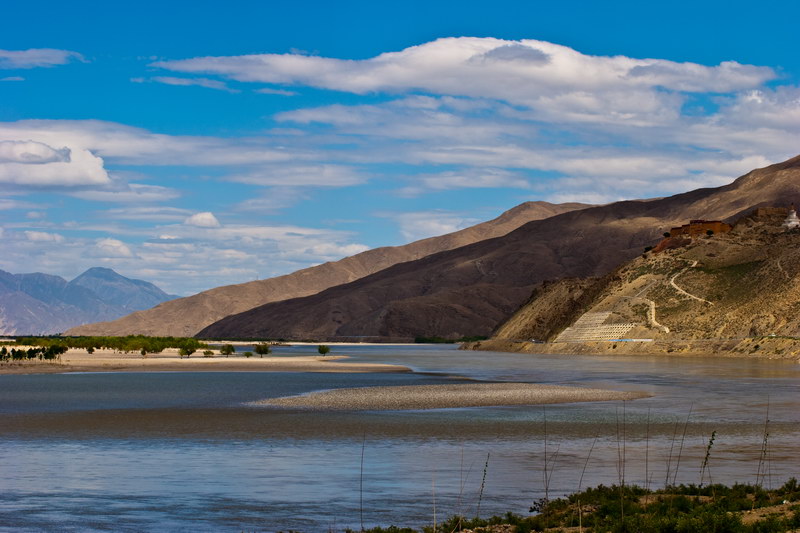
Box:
[2,0,799,296]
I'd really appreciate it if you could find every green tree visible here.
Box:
[254,343,272,357]
[179,347,195,358]
[220,344,235,357]
[318,344,330,356]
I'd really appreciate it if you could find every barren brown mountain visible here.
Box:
[67,201,586,337]
[198,155,800,341]
[476,205,800,358]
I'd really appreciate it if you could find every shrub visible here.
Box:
[220,344,235,357]
[318,344,330,356]
[243,351,253,358]
[203,350,214,357]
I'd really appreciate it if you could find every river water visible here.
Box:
[1,345,798,532]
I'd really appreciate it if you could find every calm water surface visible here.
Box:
[1,345,798,532]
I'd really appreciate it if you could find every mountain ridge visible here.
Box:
[66,201,588,337]
[197,155,800,341]
[0,267,175,335]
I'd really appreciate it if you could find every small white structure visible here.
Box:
[783,204,800,230]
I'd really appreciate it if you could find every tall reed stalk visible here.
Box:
[476,452,489,519]
[699,430,716,488]
[672,404,693,486]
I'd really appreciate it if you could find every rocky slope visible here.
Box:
[494,207,800,339]
[198,155,800,341]
[0,267,175,335]
[68,201,587,337]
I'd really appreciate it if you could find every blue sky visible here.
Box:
[2,0,799,295]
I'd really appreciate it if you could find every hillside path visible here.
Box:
[670,260,714,305]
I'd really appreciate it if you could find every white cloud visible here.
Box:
[388,210,480,242]
[255,87,297,96]
[227,164,363,186]
[1,76,24,82]
[94,238,134,258]
[102,206,192,222]
[0,48,84,69]
[398,168,532,196]
[0,144,109,186]
[184,212,221,228]
[0,119,293,166]
[132,76,239,93]
[0,140,70,164]
[24,230,64,242]
[70,183,181,203]
[155,37,774,124]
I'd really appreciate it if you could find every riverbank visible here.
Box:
[355,480,800,533]
[462,337,800,360]
[0,347,410,374]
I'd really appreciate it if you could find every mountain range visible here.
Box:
[64,155,800,342]
[66,201,587,337]
[197,155,800,340]
[0,267,176,335]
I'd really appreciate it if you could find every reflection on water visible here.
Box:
[1,345,798,532]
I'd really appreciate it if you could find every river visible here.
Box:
[1,344,798,531]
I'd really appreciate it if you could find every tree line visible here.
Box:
[10,336,208,355]
[0,344,67,362]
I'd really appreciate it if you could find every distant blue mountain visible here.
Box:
[0,267,177,335]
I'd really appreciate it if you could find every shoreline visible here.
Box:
[0,347,410,375]
[462,337,800,360]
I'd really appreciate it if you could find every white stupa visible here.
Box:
[783,204,800,230]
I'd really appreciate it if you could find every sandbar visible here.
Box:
[256,383,650,410]
[0,348,409,375]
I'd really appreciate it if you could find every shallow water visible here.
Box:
[1,345,798,531]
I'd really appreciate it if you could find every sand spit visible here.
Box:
[0,348,410,375]
[256,383,650,410]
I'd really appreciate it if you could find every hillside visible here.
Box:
[66,201,586,337]
[497,207,800,335]
[198,155,800,341]
[0,267,175,335]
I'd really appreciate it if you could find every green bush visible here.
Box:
[317,344,330,355]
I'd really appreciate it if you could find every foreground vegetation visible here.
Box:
[351,480,800,533]
[4,335,208,354]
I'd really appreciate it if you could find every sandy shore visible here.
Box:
[255,383,650,410]
[0,347,410,375]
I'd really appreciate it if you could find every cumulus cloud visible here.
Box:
[184,212,221,228]
[94,238,134,258]
[0,48,84,69]
[154,37,774,124]
[0,144,109,186]
[0,140,70,164]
